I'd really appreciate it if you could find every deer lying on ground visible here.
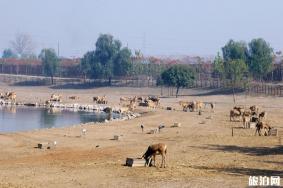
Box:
[69,96,79,100]
[50,94,62,102]
[142,143,167,168]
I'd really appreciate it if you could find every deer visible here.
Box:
[142,143,167,168]
[255,121,271,136]
[259,111,267,121]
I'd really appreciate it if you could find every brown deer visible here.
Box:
[142,143,167,168]
[179,101,190,111]
[50,93,62,102]
[242,114,251,128]
[259,111,267,121]
[93,95,107,104]
[230,109,241,121]
[250,105,259,114]
[5,92,16,102]
[69,96,79,100]
[255,121,271,136]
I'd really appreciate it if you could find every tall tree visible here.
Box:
[161,65,195,98]
[213,52,225,79]
[225,59,248,103]
[113,47,132,77]
[39,48,59,85]
[81,34,132,85]
[247,38,273,80]
[2,49,17,58]
[222,40,248,70]
[94,34,121,85]
[10,33,35,58]
[80,51,94,81]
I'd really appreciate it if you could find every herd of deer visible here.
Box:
[0,91,276,167]
[0,92,17,102]
[120,95,160,110]
[179,100,214,112]
[230,105,271,136]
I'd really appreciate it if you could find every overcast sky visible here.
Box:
[0,0,282,58]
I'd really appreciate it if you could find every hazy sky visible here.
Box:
[0,0,282,57]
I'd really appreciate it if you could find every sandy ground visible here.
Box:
[0,83,282,188]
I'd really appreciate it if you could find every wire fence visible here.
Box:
[0,73,282,97]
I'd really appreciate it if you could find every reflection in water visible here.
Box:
[0,106,17,114]
[48,108,62,114]
[40,108,57,129]
[0,106,119,133]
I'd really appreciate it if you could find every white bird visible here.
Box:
[81,128,87,136]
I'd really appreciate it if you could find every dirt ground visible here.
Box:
[0,83,282,188]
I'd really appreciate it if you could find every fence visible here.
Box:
[247,83,283,97]
[0,74,156,87]
[0,73,282,97]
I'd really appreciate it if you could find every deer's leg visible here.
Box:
[163,154,166,168]
[255,128,259,136]
[153,154,156,167]
[160,154,164,168]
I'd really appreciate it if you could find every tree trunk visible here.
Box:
[176,87,180,98]
[108,77,112,86]
[83,74,86,83]
[232,83,236,104]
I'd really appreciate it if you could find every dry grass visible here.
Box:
[0,84,282,188]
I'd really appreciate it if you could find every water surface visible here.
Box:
[0,106,114,133]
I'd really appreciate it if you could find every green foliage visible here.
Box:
[220,40,249,87]
[161,65,195,97]
[39,48,59,84]
[93,34,121,82]
[221,38,273,81]
[226,59,248,84]
[222,39,248,63]
[2,49,17,58]
[247,38,273,80]
[81,34,132,84]
[213,52,225,78]
[80,51,95,79]
[113,47,132,76]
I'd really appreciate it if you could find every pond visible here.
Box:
[0,106,117,133]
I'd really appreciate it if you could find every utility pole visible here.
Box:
[57,41,60,57]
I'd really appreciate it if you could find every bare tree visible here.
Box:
[10,33,35,58]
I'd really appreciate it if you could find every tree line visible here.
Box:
[213,39,274,102]
[1,33,279,96]
[159,38,274,98]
